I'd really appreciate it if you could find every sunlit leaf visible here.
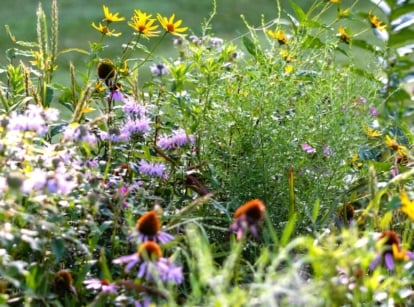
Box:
[389,28,414,47]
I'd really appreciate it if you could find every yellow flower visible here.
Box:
[364,127,382,137]
[338,8,350,18]
[329,0,341,3]
[351,154,363,169]
[102,5,125,23]
[128,10,160,38]
[369,12,387,31]
[157,14,188,36]
[284,65,294,74]
[91,22,122,37]
[400,191,414,221]
[280,49,295,62]
[392,243,410,261]
[267,29,288,45]
[385,135,407,154]
[337,27,350,44]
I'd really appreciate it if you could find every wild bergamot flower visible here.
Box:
[102,5,125,23]
[157,14,188,36]
[91,22,122,37]
[128,10,160,38]
[369,12,387,31]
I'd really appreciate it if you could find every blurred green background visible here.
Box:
[0,0,379,83]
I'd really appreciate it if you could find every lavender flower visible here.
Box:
[150,63,169,77]
[63,124,97,144]
[301,143,316,154]
[138,160,167,178]
[369,106,379,117]
[113,241,183,284]
[120,117,151,140]
[84,279,117,294]
[7,105,58,136]
[123,97,146,116]
[158,129,195,150]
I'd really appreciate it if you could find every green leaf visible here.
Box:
[389,28,414,47]
[281,213,297,247]
[390,4,414,22]
[289,0,307,23]
[242,36,262,59]
[302,35,325,49]
[312,199,320,224]
[352,39,378,53]
[51,238,65,262]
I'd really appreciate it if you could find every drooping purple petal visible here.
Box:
[369,254,382,271]
[384,252,395,271]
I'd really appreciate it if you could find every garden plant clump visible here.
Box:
[1,0,414,305]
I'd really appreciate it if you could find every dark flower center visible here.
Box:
[234,199,265,222]
[138,241,162,260]
[379,230,400,247]
[136,211,161,236]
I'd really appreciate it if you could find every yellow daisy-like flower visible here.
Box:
[329,0,341,3]
[392,243,410,261]
[369,12,387,31]
[267,29,288,45]
[128,10,160,38]
[284,65,294,74]
[337,27,350,44]
[280,49,295,62]
[92,22,122,37]
[351,154,363,169]
[364,127,382,137]
[157,14,188,36]
[385,135,408,156]
[400,190,414,221]
[102,5,125,23]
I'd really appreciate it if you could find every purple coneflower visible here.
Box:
[229,199,266,240]
[113,241,183,284]
[84,279,117,294]
[369,230,414,271]
[130,210,174,244]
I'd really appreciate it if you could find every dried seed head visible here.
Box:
[97,59,116,81]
